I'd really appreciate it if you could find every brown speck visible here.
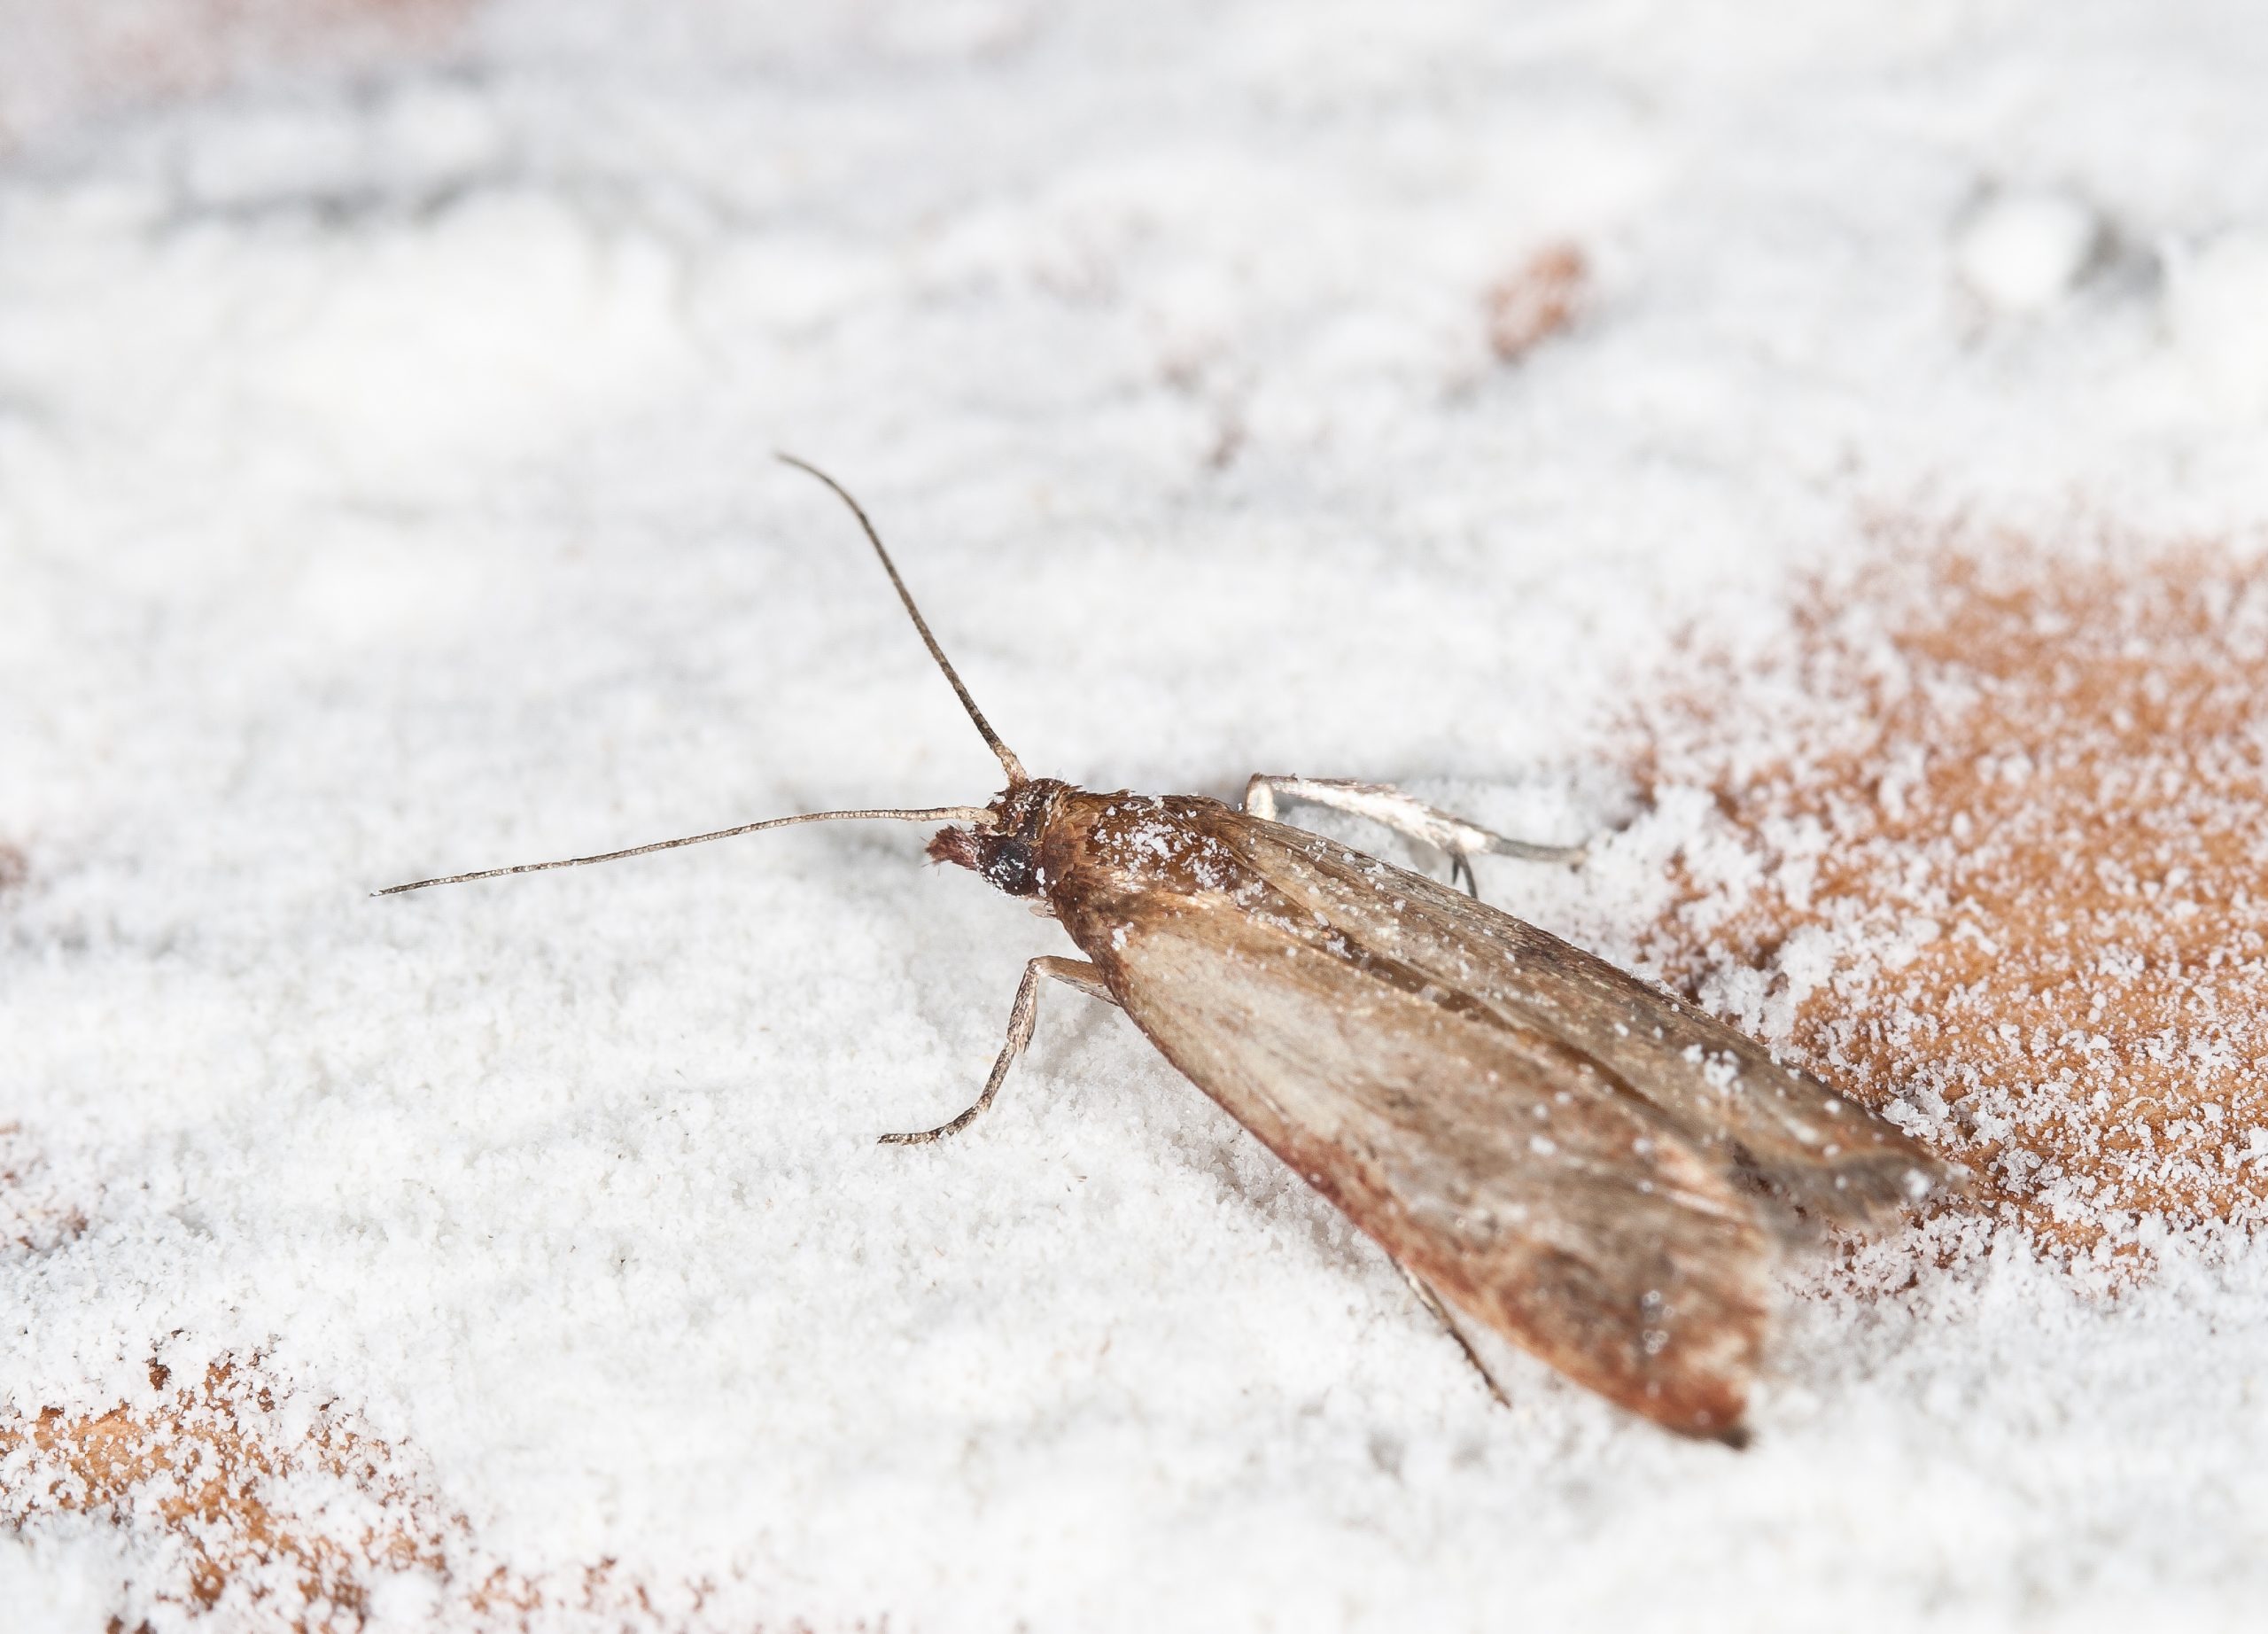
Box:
[1486,243,1589,362]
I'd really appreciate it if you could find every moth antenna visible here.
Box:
[374,805,992,897]
[776,453,1029,786]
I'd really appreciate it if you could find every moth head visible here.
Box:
[928,778,1064,898]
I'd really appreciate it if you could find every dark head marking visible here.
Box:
[927,779,1064,899]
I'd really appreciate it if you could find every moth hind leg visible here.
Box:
[879,956,1114,1146]
[1394,1262,1513,1410]
[1242,775,1584,898]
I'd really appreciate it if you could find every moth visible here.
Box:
[383,457,1956,1444]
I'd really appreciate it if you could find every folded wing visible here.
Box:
[1070,834,1775,1439]
[1054,796,1952,1439]
[1212,811,1953,1226]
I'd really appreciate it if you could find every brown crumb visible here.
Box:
[1629,525,2268,1250]
[1485,243,1589,362]
[0,843,25,895]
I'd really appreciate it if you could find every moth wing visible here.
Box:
[1209,811,1953,1226]
[1098,899,1774,1442]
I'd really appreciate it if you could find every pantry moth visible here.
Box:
[381,457,1956,1443]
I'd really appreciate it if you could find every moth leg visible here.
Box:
[1243,775,1584,896]
[878,956,1114,1147]
[1394,1262,1513,1410]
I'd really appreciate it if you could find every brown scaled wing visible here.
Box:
[1037,792,1950,1441]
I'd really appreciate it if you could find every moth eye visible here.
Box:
[983,836,1040,897]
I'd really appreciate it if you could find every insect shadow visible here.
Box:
[381,455,1960,1444]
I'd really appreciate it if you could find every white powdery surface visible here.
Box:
[5,2,2268,1629]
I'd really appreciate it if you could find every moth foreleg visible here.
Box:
[1241,775,1584,897]
[1394,1262,1512,1410]
[878,957,1113,1147]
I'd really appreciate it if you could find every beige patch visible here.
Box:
[1630,532,2268,1249]
[1,1360,470,1625]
